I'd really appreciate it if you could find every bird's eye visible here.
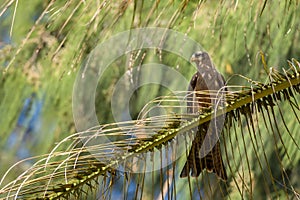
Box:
[195,52,202,57]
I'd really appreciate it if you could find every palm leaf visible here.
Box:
[0,59,299,199]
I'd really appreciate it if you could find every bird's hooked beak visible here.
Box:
[190,54,197,62]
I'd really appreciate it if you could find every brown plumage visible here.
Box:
[180,51,227,181]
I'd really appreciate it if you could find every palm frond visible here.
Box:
[1,59,299,199]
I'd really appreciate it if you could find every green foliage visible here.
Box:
[0,0,299,199]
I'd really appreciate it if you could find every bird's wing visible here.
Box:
[187,73,198,113]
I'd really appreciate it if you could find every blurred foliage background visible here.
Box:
[0,0,299,199]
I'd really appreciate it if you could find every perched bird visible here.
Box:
[180,51,227,181]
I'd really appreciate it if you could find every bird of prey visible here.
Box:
[180,51,227,181]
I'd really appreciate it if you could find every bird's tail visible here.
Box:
[180,133,227,181]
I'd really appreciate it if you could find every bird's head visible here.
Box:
[190,51,213,68]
